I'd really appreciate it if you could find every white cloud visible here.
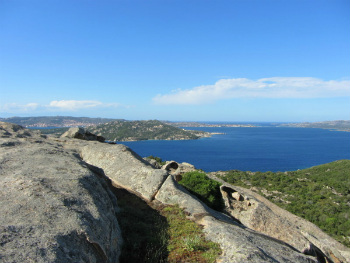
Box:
[153,77,350,105]
[48,100,121,111]
[1,102,39,112]
[49,100,103,110]
[0,100,122,114]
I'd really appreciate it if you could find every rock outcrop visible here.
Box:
[213,178,350,263]
[60,127,105,142]
[80,138,350,263]
[81,143,169,201]
[161,160,197,176]
[0,122,121,263]
[1,121,350,263]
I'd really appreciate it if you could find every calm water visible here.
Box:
[122,127,350,172]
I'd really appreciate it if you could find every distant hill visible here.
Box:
[165,121,256,128]
[214,159,350,247]
[88,120,205,141]
[281,120,350,132]
[0,116,120,127]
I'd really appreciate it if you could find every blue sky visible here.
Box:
[1,0,349,122]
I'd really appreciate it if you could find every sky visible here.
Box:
[1,0,349,122]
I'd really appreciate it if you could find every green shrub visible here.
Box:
[217,160,350,248]
[179,171,224,211]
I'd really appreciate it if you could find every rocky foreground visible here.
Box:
[1,121,350,263]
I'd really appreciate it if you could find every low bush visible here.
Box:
[179,171,224,211]
[217,160,350,247]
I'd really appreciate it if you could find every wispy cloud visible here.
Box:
[1,103,39,112]
[1,100,122,114]
[48,100,104,110]
[153,77,350,105]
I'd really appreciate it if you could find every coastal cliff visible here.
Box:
[1,122,349,263]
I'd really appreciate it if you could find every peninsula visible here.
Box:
[87,120,212,141]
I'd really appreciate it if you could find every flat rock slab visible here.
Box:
[81,143,169,201]
[0,123,122,263]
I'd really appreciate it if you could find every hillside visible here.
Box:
[1,121,350,262]
[281,120,350,132]
[0,116,119,127]
[212,160,350,247]
[88,120,205,141]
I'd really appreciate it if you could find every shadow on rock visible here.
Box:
[113,187,170,263]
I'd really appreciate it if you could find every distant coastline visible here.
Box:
[166,121,256,128]
[279,120,350,132]
[1,116,349,133]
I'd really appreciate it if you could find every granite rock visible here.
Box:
[0,122,122,263]
[81,143,169,201]
[61,127,105,142]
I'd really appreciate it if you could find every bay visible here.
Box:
[122,127,350,172]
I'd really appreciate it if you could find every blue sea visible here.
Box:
[122,126,350,172]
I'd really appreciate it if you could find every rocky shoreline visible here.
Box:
[1,122,349,263]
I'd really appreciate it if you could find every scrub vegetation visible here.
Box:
[179,171,224,211]
[113,187,221,263]
[215,160,350,247]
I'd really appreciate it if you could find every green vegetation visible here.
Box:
[216,160,350,247]
[114,187,221,263]
[147,155,166,166]
[162,205,221,263]
[89,120,200,141]
[179,171,224,211]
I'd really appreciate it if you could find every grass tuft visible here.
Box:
[113,187,221,263]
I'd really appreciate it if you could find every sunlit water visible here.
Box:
[122,127,350,172]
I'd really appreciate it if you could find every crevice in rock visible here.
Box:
[303,244,330,263]
[149,173,171,202]
[85,235,109,263]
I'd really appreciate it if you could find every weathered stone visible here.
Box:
[143,157,162,169]
[213,176,350,263]
[199,216,318,263]
[155,175,230,221]
[81,143,169,201]
[0,121,43,139]
[61,127,105,142]
[161,160,197,175]
[0,122,122,263]
[231,191,244,201]
[161,161,179,173]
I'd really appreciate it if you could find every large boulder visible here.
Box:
[61,127,105,142]
[81,143,169,201]
[0,122,122,263]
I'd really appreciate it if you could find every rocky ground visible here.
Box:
[1,122,350,263]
